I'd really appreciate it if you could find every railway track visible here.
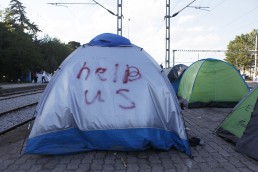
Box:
[0,103,37,135]
[0,102,38,117]
[0,116,35,135]
[0,89,44,100]
[0,89,42,135]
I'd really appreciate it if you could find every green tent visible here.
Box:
[215,85,258,160]
[178,59,249,108]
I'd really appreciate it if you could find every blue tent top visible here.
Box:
[88,33,132,47]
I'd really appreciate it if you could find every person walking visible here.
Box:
[42,71,46,83]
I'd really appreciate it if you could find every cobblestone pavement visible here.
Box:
[1,108,258,172]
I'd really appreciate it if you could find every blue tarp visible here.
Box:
[25,128,191,155]
[88,33,132,47]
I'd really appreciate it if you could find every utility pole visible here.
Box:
[254,36,258,80]
[164,0,209,68]
[165,0,170,68]
[117,0,123,35]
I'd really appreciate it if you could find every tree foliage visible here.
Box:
[225,29,258,70]
[0,0,78,82]
[68,41,81,50]
[4,0,41,36]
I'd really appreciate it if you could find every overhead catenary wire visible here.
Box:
[220,6,258,30]
[193,0,226,24]
[170,0,197,18]
[92,0,117,16]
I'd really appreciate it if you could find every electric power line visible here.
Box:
[221,6,258,30]
[193,0,226,24]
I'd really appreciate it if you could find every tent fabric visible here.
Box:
[178,59,249,108]
[87,33,132,47]
[215,85,258,160]
[167,64,188,81]
[216,86,258,140]
[167,64,188,93]
[236,98,258,160]
[25,33,191,156]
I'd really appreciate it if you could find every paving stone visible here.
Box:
[41,159,59,170]
[192,154,206,163]
[137,152,149,159]
[237,167,256,172]
[161,158,175,169]
[206,159,223,169]
[76,164,90,172]
[1,108,258,172]
[29,164,43,171]
[4,170,27,172]
[163,169,177,172]
[211,152,228,163]
[138,163,151,171]
[148,155,161,164]
[203,144,217,153]
[170,154,183,163]
[197,148,211,158]
[95,151,107,159]
[184,159,200,170]
[212,167,229,172]
[67,159,81,170]
[189,169,205,172]
[92,159,104,165]
[13,157,27,165]
[198,162,214,172]
[151,165,164,172]
[19,161,33,170]
[104,159,116,165]
[158,151,170,158]
[90,163,103,170]
[227,156,246,168]
[114,160,127,170]
[241,161,258,172]
[4,164,20,171]
[126,163,139,172]
[220,162,241,172]
[72,153,85,159]
[174,164,188,172]
[81,155,94,164]
[35,157,49,164]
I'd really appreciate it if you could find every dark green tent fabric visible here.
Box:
[215,85,258,160]
[216,85,258,141]
[236,98,258,160]
[178,59,249,108]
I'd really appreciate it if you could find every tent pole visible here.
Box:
[19,111,36,156]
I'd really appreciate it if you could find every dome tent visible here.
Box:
[24,33,191,156]
[163,64,188,94]
[215,85,258,160]
[178,58,249,108]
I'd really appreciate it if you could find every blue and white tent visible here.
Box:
[25,33,191,155]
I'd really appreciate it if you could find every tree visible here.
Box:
[38,35,73,73]
[0,1,74,82]
[4,0,40,37]
[225,29,258,71]
[68,41,81,50]
[0,22,42,81]
[0,0,43,82]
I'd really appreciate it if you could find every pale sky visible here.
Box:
[1,0,258,66]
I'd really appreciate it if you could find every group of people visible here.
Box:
[32,70,51,83]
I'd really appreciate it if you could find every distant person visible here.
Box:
[32,71,38,83]
[42,71,46,83]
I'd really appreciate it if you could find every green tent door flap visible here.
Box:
[178,59,249,108]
